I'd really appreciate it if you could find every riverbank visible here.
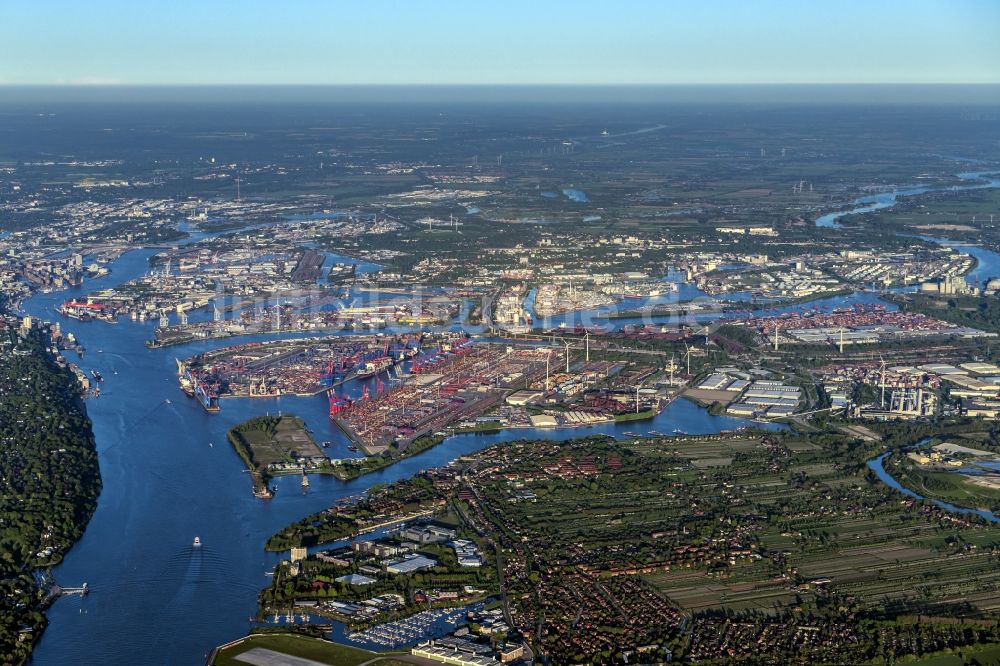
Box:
[326,434,447,482]
[16,247,782,665]
[0,327,101,662]
[228,415,328,497]
[815,170,1000,228]
[722,288,855,311]
[885,447,1000,516]
[868,449,1000,524]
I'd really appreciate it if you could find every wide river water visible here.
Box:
[23,250,780,665]
[25,167,1000,663]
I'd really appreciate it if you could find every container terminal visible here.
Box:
[175,332,463,411]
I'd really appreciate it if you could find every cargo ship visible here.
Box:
[195,382,220,412]
[544,324,610,336]
[60,301,99,321]
[328,390,353,417]
[179,377,195,398]
[355,355,393,379]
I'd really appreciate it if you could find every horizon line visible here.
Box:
[3,82,1000,88]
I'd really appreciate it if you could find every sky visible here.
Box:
[1,0,998,86]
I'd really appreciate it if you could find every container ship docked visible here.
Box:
[353,341,420,380]
[176,359,219,411]
[354,355,394,380]
[59,301,104,321]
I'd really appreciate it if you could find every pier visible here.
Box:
[55,582,89,597]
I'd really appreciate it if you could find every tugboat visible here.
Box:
[192,536,202,548]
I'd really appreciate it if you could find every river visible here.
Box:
[867,451,1000,524]
[815,170,1000,228]
[820,168,1000,523]
[26,164,1000,662]
[23,250,782,665]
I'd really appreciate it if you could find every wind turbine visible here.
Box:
[545,350,552,391]
[879,355,888,409]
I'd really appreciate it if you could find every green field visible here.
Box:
[905,643,1000,665]
[229,415,323,468]
[212,634,384,666]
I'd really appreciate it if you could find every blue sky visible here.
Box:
[1,0,998,85]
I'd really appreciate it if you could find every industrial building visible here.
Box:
[385,553,438,575]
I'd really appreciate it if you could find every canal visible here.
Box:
[867,450,1000,524]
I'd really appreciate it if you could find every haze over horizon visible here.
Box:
[2,0,998,87]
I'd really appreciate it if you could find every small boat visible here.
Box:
[347,445,359,452]
[193,536,202,547]
[301,474,309,489]
[321,441,331,448]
